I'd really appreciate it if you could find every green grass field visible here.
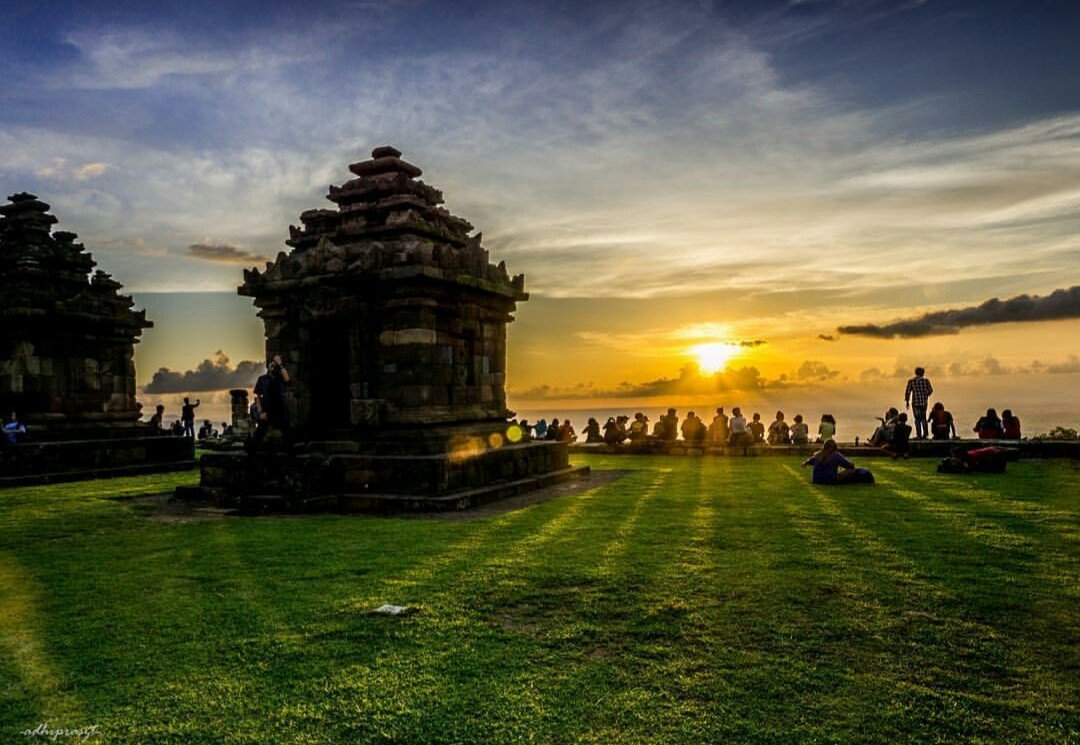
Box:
[1,455,1077,743]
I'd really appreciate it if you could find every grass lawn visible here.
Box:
[1,455,1078,743]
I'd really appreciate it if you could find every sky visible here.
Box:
[1,0,1079,433]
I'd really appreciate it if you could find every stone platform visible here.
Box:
[569,439,1080,459]
[0,435,195,487]
[180,440,590,514]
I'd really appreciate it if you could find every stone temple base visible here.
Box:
[179,439,589,514]
[0,435,195,487]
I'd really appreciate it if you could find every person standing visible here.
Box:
[180,397,200,438]
[904,367,934,439]
[251,355,291,446]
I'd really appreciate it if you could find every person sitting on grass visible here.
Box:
[1001,409,1022,439]
[938,445,1017,474]
[974,408,1005,439]
[767,411,790,445]
[803,439,875,485]
[790,414,809,445]
[748,412,765,443]
[3,411,27,444]
[584,417,603,443]
[882,412,912,459]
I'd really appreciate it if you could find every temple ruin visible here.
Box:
[190,147,587,512]
[0,193,193,484]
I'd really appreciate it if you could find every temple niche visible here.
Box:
[191,147,587,512]
[0,193,193,484]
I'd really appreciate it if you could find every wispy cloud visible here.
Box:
[0,0,1076,309]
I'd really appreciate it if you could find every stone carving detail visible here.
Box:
[0,193,151,432]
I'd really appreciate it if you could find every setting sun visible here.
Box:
[690,342,740,374]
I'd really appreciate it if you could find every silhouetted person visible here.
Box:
[3,411,27,445]
[870,407,900,447]
[198,419,214,440]
[181,397,200,438]
[251,354,291,446]
[728,407,750,446]
[557,419,576,442]
[708,407,729,445]
[746,413,764,443]
[603,416,627,445]
[518,420,533,441]
[661,408,679,441]
[974,408,1004,439]
[170,419,184,436]
[883,412,912,459]
[533,419,548,439]
[1002,409,1021,439]
[904,367,933,439]
[818,414,836,443]
[790,414,809,445]
[584,417,603,443]
[148,404,165,431]
[681,411,706,442]
[544,419,560,441]
[928,402,956,440]
[767,411,789,444]
[803,439,874,485]
[628,413,648,442]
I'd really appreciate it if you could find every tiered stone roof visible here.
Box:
[241,147,525,298]
[0,193,150,335]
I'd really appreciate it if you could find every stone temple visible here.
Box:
[191,147,587,512]
[0,193,193,484]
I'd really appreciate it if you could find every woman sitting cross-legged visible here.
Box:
[802,439,875,485]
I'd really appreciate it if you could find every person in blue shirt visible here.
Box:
[802,439,874,484]
[3,411,27,444]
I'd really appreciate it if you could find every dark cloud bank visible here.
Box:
[143,351,262,393]
[839,286,1080,338]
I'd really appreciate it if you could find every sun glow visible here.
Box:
[690,342,741,374]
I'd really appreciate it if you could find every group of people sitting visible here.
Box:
[520,408,838,447]
[869,404,1022,458]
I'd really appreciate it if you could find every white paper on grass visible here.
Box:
[373,604,410,615]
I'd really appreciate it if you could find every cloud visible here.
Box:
[514,357,845,400]
[946,357,1011,377]
[817,334,836,342]
[795,360,841,381]
[143,350,262,393]
[838,286,1080,338]
[34,157,111,181]
[515,363,768,400]
[1045,354,1080,374]
[0,3,1076,305]
[187,243,271,265]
